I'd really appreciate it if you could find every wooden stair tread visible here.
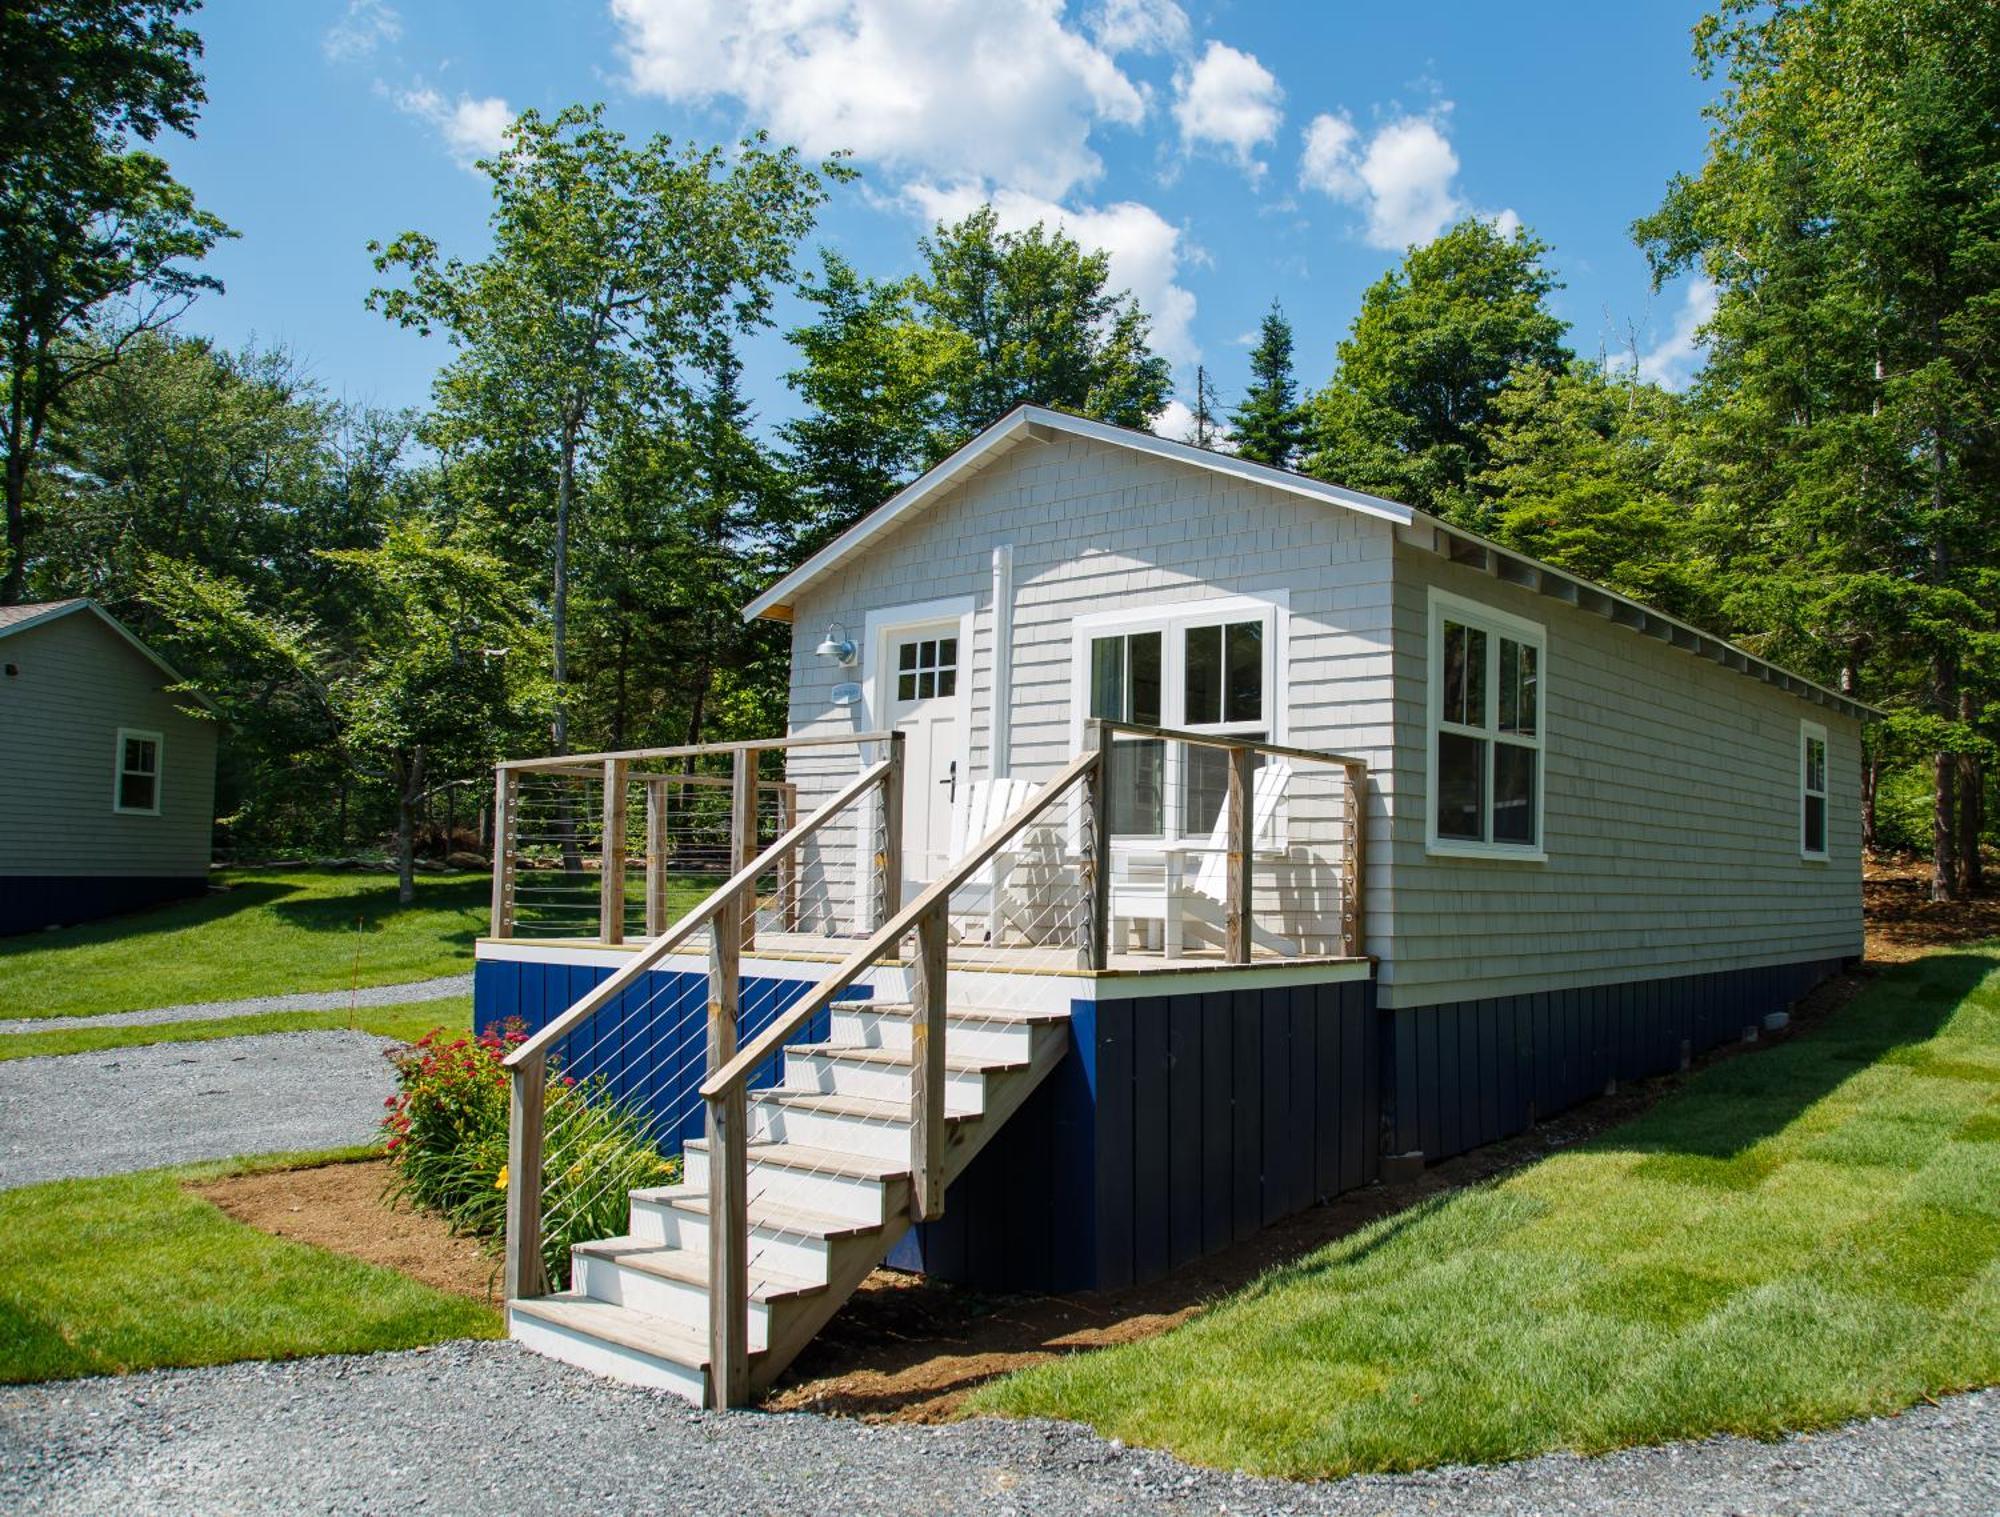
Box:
[833,999,1068,1026]
[511,1293,744,1371]
[573,1236,826,1302]
[685,1136,911,1183]
[755,1087,983,1125]
[630,1183,881,1241]
[787,1041,1029,1076]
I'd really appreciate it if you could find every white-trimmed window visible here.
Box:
[1426,590,1545,858]
[1800,721,1829,860]
[113,728,163,815]
[1073,597,1282,842]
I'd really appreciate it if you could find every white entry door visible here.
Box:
[886,624,962,898]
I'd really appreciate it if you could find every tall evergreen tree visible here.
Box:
[1229,301,1304,468]
[1303,218,1569,520]
[1637,0,2000,898]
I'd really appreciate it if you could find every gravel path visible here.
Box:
[1,1342,1991,1516]
[0,974,472,1036]
[0,1031,397,1188]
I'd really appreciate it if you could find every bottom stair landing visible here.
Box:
[507,996,1071,1404]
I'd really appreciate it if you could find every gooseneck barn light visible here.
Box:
[814,624,858,666]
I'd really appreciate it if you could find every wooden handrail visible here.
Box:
[1097,720,1370,772]
[501,759,893,1070]
[499,732,897,773]
[700,746,1102,1101]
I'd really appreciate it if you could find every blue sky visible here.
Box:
[162,0,1721,437]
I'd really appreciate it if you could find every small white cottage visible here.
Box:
[482,403,1868,1404]
[0,599,217,933]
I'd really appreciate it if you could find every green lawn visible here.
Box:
[0,1151,502,1384]
[0,997,472,1063]
[973,946,2000,1477]
[0,869,488,1018]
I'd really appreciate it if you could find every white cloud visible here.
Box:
[905,182,1199,364]
[1089,0,1190,55]
[1299,106,1513,251]
[1619,277,1718,389]
[1150,397,1196,439]
[612,0,1147,201]
[323,0,401,63]
[1172,41,1282,180]
[394,86,513,169]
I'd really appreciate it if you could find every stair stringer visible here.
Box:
[746,1014,1072,1394]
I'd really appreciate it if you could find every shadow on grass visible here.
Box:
[1603,950,1996,1171]
[0,879,295,955]
[263,875,489,937]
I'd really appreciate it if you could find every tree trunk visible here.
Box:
[396,748,425,907]
[1933,747,1957,904]
[1928,424,1956,903]
[1861,755,1878,857]
[552,428,575,756]
[1959,690,1983,896]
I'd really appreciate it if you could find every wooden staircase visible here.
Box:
[508,994,1071,1402]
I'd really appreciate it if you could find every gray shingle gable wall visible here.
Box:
[0,609,217,876]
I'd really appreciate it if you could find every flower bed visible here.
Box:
[382,1021,677,1287]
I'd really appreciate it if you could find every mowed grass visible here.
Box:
[0,1150,501,1384]
[973,947,2000,1477]
[0,869,488,1018]
[0,997,471,1063]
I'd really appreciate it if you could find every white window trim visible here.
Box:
[1800,719,1830,862]
[1068,592,1289,849]
[1425,587,1548,862]
[112,727,164,816]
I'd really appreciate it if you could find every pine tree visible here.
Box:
[1229,301,1304,468]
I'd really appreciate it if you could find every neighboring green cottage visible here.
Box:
[0,599,217,934]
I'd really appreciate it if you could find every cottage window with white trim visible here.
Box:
[1078,600,1278,842]
[114,728,162,815]
[1801,721,1829,859]
[1427,592,1544,857]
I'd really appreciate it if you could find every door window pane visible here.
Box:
[1492,743,1537,844]
[1436,731,1485,841]
[1090,636,1125,720]
[1109,739,1165,836]
[1128,631,1161,726]
[1184,625,1220,724]
[1442,622,1487,728]
[1224,621,1262,722]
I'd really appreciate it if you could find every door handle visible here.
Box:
[940,760,957,802]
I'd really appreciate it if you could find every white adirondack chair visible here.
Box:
[946,775,1039,943]
[1110,759,1297,960]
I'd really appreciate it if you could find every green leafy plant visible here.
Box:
[381,1019,678,1288]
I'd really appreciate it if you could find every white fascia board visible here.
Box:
[741,405,1415,624]
[1405,509,1881,723]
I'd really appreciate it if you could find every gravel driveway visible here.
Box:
[0,974,472,1035]
[2,1342,1992,1516]
[0,1031,397,1188]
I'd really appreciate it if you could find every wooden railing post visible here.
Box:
[706,861,748,1407]
[776,782,801,931]
[909,902,948,1219]
[732,748,759,952]
[600,758,628,945]
[504,1050,546,1300]
[1225,742,1253,964]
[490,768,517,939]
[1081,720,1110,971]
[876,733,905,929]
[1343,760,1367,960]
[644,776,669,939]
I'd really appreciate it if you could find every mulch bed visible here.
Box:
[191,1159,502,1306]
[200,862,1996,1421]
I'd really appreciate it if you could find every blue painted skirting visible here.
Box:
[473,958,827,1154]
[0,874,206,937]
[1384,957,1847,1163]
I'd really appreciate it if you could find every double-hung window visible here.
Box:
[113,728,163,815]
[1800,721,1829,860]
[1427,591,1544,857]
[1077,598,1279,843]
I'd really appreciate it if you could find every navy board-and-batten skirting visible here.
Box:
[0,874,207,936]
[472,952,1843,1295]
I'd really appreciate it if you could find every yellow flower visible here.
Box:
[495,1165,509,1190]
